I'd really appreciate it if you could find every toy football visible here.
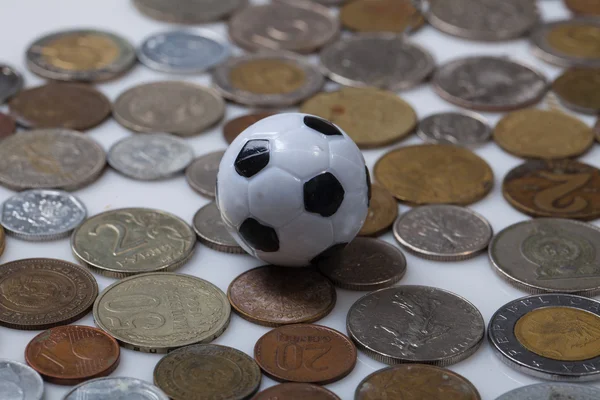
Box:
[216,113,371,267]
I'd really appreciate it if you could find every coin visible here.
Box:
[495,383,600,400]
[133,0,247,24]
[113,81,225,137]
[300,88,417,148]
[228,265,336,326]
[254,383,341,400]
[564,0,600,16]
[0,189,86,241]
[358,183,398,236]
[0,129,106,191]
[319,34,435,91]
[0,359,44,400]
[138,30,230,74]
[0,64,23,103]
[312,0,346,5]
[340,0,425,33]
[552,67,600,114]
[596,118,600,142]
[193,202,244,254]
[72,208,196,277]
[185,150,225,197]
[489,293,600,381]
[26,29,135,82]
[0,226,5,257]
[223,112,275,144]
[154,344,261,400]
[0,112,16,139]
[213,53,324,107]
[94,272,230,353]
[433,56,548,111]
[417,112,492,147]
[374,144,494,205]
[64,377,169,400]
[355,364,481,400]
[108,133,194,181]
[254,324,357,384]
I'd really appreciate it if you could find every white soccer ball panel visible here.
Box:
[329,137,366,168]
[271,129,331,180]
[329,153,369,194]
[216,172,249,229]
[277,213,334,263]
[331,192,369,243]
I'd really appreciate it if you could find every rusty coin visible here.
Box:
[254,324,357,384]
[223,112,275,144]
[253,383,341,400]
[0,112,16,138]
[25,325,120,385]
[359,183,398,236]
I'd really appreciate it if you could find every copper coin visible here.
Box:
[223,112,275,144]
[8,83,111,130]
[228,265,336,327]
[0,112,16,138]
[25,325,120,385]
[359,183,398,236]
[564,0,600,15]
[254,324,357,384]
[503,159,600,221]
[252,383,341,400]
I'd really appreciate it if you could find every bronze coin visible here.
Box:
[359,183,398,236]
[503,159,600,221]
[228,265,336,327]
[25,325,120,385]
[223,112,275,144]
[8,83,111,130]
[0,112,16,138]
[564,0,600,15]
[254,324,357,384]
[252,383,341,400]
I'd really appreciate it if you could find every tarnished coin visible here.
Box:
[311,0,346,5]
[113,81,225,136]
[340,0,425,33]
[26,29,135,82]
[596,118,600,142]
[254,383,341,400]
[0,112,16,139]
[0,226,5,257]
[213,53,324,107]
[417,112,492,147]
[72,208,195,277]
[108,133,194,181]
[0,129,106,191]
[564,0,600,16]
[553,68,600,114]
[374,144,494,205]
[489,294,600,381]
[133,0,247,24]
[0,359,44,400]
[65,377,169,400]
[0,64,23,103]
[94,272,230,353]
[433,56,548,111]
[154,344,261,400]
[223,112,275,144]
[193,202,244,254]
[301,87,417,148]
[359,183,398,236]
[496,383,600,400]
[185,150,224,197]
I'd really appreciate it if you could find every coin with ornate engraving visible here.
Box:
[340,0,425,33]
[133,0,247,23]
[0,64,23,104]
[489,294,600,381]
[347,286,485,366]
[553,68,600,114]
[417,112,492,147]
[193,202,244,254]
[359,184,398,237]
[564,0,600,16]
[113,81,225,136]
[497,383,600,399]
[0,112,16,139]
[185,151,224,197]
[223,112,275,144]
[64,377,169,400]
[254,383,340,400]
[433,56,548,111]
[0,359,44,400]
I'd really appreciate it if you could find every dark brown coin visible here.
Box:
[503,159,600,221]
[0,112,16,138]
[595,118,600,143]
[228,265,336,327]
[359,183,398,236]
[252,383,341,400]
[25,325,120,385]
[0,258,98,330]
[8,83,111,130]
[254,324,357,384]
[223,112,275,144]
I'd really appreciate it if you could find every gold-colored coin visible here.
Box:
[515,306,600,361]
[0,225,5,257]
[553,68,600,114]
[301,88,417,148]
[564,0,600,16]
[494,109,594,159]
[229,59,307,95]
[547,24,600,59]
[340,0,425,33]
[41,33,120,71]
[359,184,398,237]
[374,144,494,205]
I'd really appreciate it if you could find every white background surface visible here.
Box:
[1,0,599,399]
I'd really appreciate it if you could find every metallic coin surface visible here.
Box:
[193,202,244,254]
[0,129,106,191]
[596,118,600,142]
[26,29,135,82]
[185,150,225,197]
[311,0,346,5]
[254,324,357,384]
[564,0,600,15]
[433,56,548,111]
[374,144,494,205]
[133,0,247,24]
[94,272,230,353]
[223,112,275,144]
[154,344,261,400]
[254,383,341,400]
[113,81,225,136]
[72,208,195,277]
[138,30,230,74]
[553,67,600,114]
[340,0,425,33]
[0,64,23,104]
[64,377,169,400]
[355,364,481,400]
[417,112,492,147]
[0,112,16,138]
[25,325,120,385]
[359,183,398,236]
[0,226,5,257]
[0,359,44,400]
[495,382,600,400]
[488,294,600,381]
[108,133,194,181]
[301,87,417,148]
[347,286,484,366]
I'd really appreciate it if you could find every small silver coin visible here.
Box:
[0,359,44,400]
[108,133,194,181]
[0,64,23,104]
[185,150,224,198]
[63,377,169,400]
[138,30,230,74]
[319,34,434,91]
[393,205,493,261]
[133,0,247,24]
[0,189,86,241]
[347,285,485,366]
[417,112,492,147]
[495,383,600,400]
[193,202,245,254]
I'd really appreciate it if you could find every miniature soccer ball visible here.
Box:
[216,113,371,267]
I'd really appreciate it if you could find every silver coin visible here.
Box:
[432,56,549,112]
[64,377,169,400]
[108,133,194,181]
[0,189,86,241]
[347,285,485,366]
[0,64,23,104]
[417,112,492,147]
[133,0,247,24]
[0,359,44,400]
[496,383,600,400]
[193,202,245,254]
[138,30,230,74]
[185,150,224,198]
[319,34,434,91]
[393,205,493,261]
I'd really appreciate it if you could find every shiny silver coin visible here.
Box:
[185,150,224,198]
[0,64,23,104]
[63,377,169,400]
[193,202,245,254]
[108,133,194,181]
[0,189,86,241]
[319,34,434,91]
[347,285,485,366]
[496,383,600,400]
[0,359,44,400]
[133,0,247,24]
[417,112,492,147]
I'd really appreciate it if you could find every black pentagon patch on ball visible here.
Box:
[239,218,279,252]
[311,242,348,265]
[235,139,270,178]
[365,166,372,207]
[304,116,343,136]
[304,172,345,217]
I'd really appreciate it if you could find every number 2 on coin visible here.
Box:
[534,172,591,213]
[275,343,331,372]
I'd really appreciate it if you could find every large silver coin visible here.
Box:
[133,0,247,24]
[496,383,600,400]
[0,359,44,400]
[193,202,245,254]
[347,286,485,366]
[0,189,86,241]
[185,150,224,198]
[417,112,492,147]
[0,64,23,104]
[64,377,169,400]
[108,133,194,181]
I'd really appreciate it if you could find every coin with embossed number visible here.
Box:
[0,64,23,104]
[564,0,600,16]
[193,202,244,254]
[359,183,398,236]
[133,0,247,24]
[553,68,600,114]
[185,151,224,197]
[496,383,600,400]
[64,377,169,400]
[418,112,492,147]
[0,359,44,400]
[254,383,341,400]
[340,0,425,33]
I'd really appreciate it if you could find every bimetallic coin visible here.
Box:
[0,64,23,104]
[340,0,425,33]
[223,112,275,144]
[564,0,600,16]
[254,383,341,400]
[185,150,224,198]
[0,359,44,400]
[495,383,600,400]
[553,68,600,114]
[359,183,398,236]
[64,377,169,400]
[133,0,247,24]
[347,286,484,366]
[193,202,244,254]
[0,112,16,139]
[417,112,492,147]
